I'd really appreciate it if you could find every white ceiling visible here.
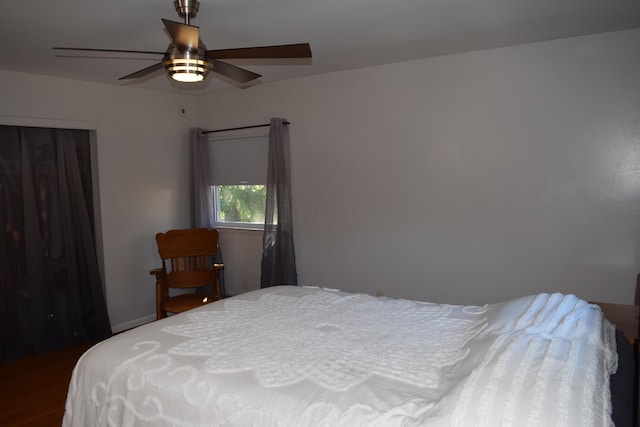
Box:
[2,0,639,94]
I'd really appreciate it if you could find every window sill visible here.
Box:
[215,225,263,233]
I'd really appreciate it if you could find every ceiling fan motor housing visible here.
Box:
[174,0,199,24]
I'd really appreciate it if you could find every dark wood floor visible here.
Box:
[0,343,93,427]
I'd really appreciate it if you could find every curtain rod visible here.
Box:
[202,121,290,135]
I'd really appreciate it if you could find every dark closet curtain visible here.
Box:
[261,118,297,287]
[0,125,111,362]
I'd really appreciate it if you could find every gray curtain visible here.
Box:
[191,128,215,228]
[190,128,225,296]
[261,118,297,287]
[0,126,112,361]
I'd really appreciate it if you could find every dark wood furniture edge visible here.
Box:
[594,302,639,345]
[592,278,640,427]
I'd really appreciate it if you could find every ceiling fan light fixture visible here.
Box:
[164,44,212,83]
[165,58,211,82]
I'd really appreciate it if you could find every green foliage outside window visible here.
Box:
[218,185,266,223]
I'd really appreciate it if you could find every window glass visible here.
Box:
[214,185,266,229]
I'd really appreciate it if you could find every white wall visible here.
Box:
[217,229,263,295]
[0,71,198,331]
[197,28,640,305]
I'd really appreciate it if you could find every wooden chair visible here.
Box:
[150,228,224,320]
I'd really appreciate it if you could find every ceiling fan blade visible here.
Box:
[211,59,261,83]
[162,19,199,50]
[206,43,312,60]
[118,63,164,80]
[53,47,164,55]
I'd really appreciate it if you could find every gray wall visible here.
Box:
[198,28,640,305]
[1,28,639,332]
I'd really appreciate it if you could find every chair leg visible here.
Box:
[151,268,167,320]
[156,280,165,320]
[214,269,223,300]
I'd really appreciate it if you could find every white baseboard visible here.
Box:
[111,314,156,334]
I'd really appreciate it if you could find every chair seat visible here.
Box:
[164,293,215,314]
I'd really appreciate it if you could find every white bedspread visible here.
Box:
[63,286,617,427]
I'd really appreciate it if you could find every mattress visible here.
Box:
[63,286,617,426]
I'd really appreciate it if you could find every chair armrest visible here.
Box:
[150,267,163,276]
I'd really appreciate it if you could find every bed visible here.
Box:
[63,285,636,426]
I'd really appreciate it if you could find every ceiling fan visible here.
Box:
[53,0,312,85]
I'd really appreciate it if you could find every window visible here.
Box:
[208,131,268,230]
[213,184,266,228]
